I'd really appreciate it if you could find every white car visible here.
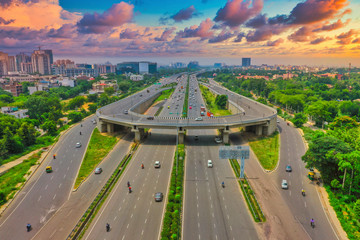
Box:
[75,142,82,148]
[281,179,288,189]
[154,161,161,168]
[195,117,203,121]
[215,137,223,144]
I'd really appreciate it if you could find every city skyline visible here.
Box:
[0,0,359,67]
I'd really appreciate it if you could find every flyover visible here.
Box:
[96,74,277,143]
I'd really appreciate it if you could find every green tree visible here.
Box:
[24,95,61,122]
[328,116,359,130]
[17,122,37,146]
[41,120,57,135]
[67,111,83,123]
[292,113,307,128]
[0,138,8,157]
[67,96,86,110]
[0,94,14,103]
[104,87,115,96]
[354,199,360,217]
[118,81,131,92]
[88,104,98,113]
[215,95,228,109]
[87,93,98,103]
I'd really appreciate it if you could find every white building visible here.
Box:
[1,107,28,119]
[130,74,144,81]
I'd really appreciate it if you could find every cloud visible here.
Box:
[336,29,358,45]
[154,27,176,41]
[119,28,140,39]
[352,38,360,44]
[176,18,214,40]
[313,19,349,32]
[208,30,236,43]
[77,2,133,34]
[234,32,245,42]
[245,14,267,28]
[214,0,263,27]
[0,27,47,40]
[0,0,14,8]
[47,24,76,38]
[266,38,284,46]
[310,36,331,44]
[171,5,200,22]
[0,17,15,25]
[288,26,314,42]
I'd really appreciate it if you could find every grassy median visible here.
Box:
[155,88,175,102]
[74,128,119,189]
[199,85,232,116]
[0,151,42,207]
[248,131,280,170]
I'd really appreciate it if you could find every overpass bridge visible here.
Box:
[96,74,277,143]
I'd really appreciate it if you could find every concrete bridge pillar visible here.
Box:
[132,126,144,142]
[223,130,230,144]
[255,125,263,136]
[107,123,114,133]
[178,128,186,144]
[97,120,107,133]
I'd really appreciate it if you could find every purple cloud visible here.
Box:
[77,2,133,34]
[245,14,267,28]
[154,27,176,41]
[288,26,314,42]
[120,28,140,39]
[208,30,236,43]
[48,24,76,38]
[313,19,348,32]
[214,0,263,27]
[310,37,331,45]
[266,38,284,46]
[176,18,214,40]
[234,32,245,42]
[0,17,14,25]
[171,5,200,22]
[0,27,47,40]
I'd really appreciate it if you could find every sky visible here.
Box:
[0,0,359,67]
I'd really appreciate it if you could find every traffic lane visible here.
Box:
[229,131,310,240]
[84,130,175,240]
[32,133,134,240]
[276,122,337,240]
[0,118,95,240]
[184,130,258,240]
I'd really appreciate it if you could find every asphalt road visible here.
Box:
[183,129,259,240]
[0,117,96,240]
[275,119,338,239]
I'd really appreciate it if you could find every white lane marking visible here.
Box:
[49,230,57,239]
[145,218,147,223]
[53,194,56,200]
[37,195,41,202]
[304,201,307,208]
[45,185,48,190]
[289,191,292,196]
[127,223,130,229]
[51,175,54,180]
[114,216,117,221]
[63,174,66,179]
[58,183,62,189]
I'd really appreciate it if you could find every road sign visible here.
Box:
[219,146,250,159]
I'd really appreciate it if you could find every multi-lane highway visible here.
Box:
[0,117,96,239]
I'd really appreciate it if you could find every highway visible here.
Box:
[0,117,96,240]
[183,75,258,239]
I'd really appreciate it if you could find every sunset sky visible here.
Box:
[0,0,359,66]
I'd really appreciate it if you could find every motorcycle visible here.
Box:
[302,190,306,196]
[141,164,144,169]
[26,224,31,232]
[221,182,225,188]
[106,223,110,232]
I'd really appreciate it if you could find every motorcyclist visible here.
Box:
[129,186,132,193]
[302,189,305,196]
[221,181,225,188]
[80,131,82,135]
[127,181,130,187]
[141,163,144,169]
[106,223,110,232]
[310,218,315,227]
[26,223,31,232]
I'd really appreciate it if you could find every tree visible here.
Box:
[0,138,8,157]
[67,96,86,110]
[88,104,98,113]
[87,93,98,103]
[67,111,83,123]
[41,120,57,135]
[354,199,360,217]
[0,94,14,103]
[292,113,307,128]
[104,87,115,96]
[215,95,228,109]
[118,81,130,92]
[24,95,61,122]
[328,116,359,130]
[17,122,37,146]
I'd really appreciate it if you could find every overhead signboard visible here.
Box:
[219,146,250,159]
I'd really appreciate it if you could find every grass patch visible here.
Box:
[199,85,232,116]
[182,77,189,118]
[229,159,265,222]
[74,128,119,189]
[248,131,280,170]
[0,151,43,207]
[154,88,175,103]
[161,144,185,240]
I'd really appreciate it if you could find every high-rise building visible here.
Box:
[31,49,52,75]
[44,50,53,65]
[0,51,9,76]
[188,61,199,69]
[8,56,16,72]
[242,58,251,67]
[116,61,157,74]
[16,53,31,72]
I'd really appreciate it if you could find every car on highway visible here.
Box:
[92,119,97,124]
[123,110,128,114]
[286,165,292,172]
[277,119,280,123]
[281,179,288,189]
[154,161,161,168]
[94,167,103,174]
[168,106,170,109]
[207,160,213,168]
[76,142,82,148]
[194,135,199,141]
[155,192,163,202]
[189,106,192,109]
[147,116,154,120]
[195,117,203,121]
